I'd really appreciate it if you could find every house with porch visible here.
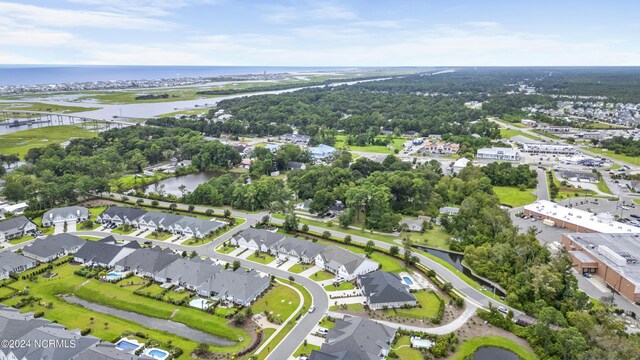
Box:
[41,206,89,227]
[230,228,286,252]
[315,246,379,281]
[22,234,86,263]
[0,216,37,243]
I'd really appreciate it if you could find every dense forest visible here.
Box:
[600,136,640,157]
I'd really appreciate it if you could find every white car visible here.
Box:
[309,305,316,313]
[497,306,508,314]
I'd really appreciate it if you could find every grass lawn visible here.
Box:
[596,179,613,195]
[400,226,451,250]
[294,343,321,357]
[0,125,97,159]
[319,317,335,329]
[329,303,365,312]
[31,217,54,236]
[311,270,335,282]
[145,231,173,240]
[334,135,406,154]
[164,289,193,303]
[2,263,249,357]
[109,173,171,192]
[550,171,602,200]
[393,336,423,360]
[0,102,100,114]
[383,290,441,319]
[78,235,103,241]
[252,283,300,321]
[215,245,238,254]
[610,163,622,170]
[587,147,640,166]
[493,186,537,207]
[0,287,15,298]
[8,235,34,245]
[247,252,276,265]
[111,225,136,235]
[499,128,542,141]
[324,281,356,291]
[138,284,165,296]
[288,263,312,274]
[450,336,537,360]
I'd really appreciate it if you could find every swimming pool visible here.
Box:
[115,339,141,352]
[402,276,414,286]
[189,298,212,309]
[410,337,434,348]
[144,348,170,360]
[106,272,124,280]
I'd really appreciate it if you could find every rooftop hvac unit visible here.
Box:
[597,245,627,267]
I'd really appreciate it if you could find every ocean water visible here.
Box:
[0,65,350,86]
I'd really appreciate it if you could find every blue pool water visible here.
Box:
[115,340,139,351]
[106,272,124,280]
[402,276,414,286]
[147,348,169,359]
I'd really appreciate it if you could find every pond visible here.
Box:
[472,347,519,360]
[144,172,219,197]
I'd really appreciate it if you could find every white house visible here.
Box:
[230,228,286,252]
[0,216,37,243]
[315,246,379,280]
[42,206,89,227]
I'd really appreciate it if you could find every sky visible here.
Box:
[1,0,640,66]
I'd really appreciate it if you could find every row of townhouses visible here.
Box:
[230,228,379,280]
[97,206,225,239]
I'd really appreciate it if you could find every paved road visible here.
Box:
[535,168,550,201]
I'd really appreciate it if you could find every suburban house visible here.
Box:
[309,144,336,160]
[114,247,181,278]
[41,206,89,227]
[171,217,225,238]
[230,228,286,252]
[0,305,149,360]
[0,202,29,216]
[22,234,86,263]
[0,216,37,243]
[310,316,397,360]
[358,271,417,310]
[400,218,423,232]
[439,206,460,215]
[154,257,222,290]
[451,158,470,174]
[285,161,306,171]
[280,133,310,145]
[0,252,37,280]
[73,236,140,268]
[271,237,326,264]
[97,206,146,225]
[196,269,270,306]
[133,212,182,231]
[315,246,379,281]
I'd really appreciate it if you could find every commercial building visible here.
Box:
[522,143,576,155]
[562,233,640,303]
[523,200,640,234]
[451,158,470,174]
[476,147,521,161]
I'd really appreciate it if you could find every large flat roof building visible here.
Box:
[523,143,576,155]
[476,147,521,161]
[562,233,640,302]
[524,200,640,234]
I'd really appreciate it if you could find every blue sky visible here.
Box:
[1,0,639,66]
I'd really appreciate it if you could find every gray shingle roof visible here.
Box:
[99,207,146,222]
[71,343,152,360]
[233,228,286,247]
[0,252,35,274]
[318,246,370,273]
[198,269,269,303]
[42,206,89,222]
[74,240,127,265]
[358,271,416,305]
[174,217,224,235]
[0,216,34,233]
[22,234,86,260]
[276,237,326,259]
[318,316,396,360]
[115,247,180,274]
[154,257,221,287]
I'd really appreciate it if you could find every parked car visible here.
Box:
[309,305,316,313]
[583,273,592,279]
[497,306,508,314]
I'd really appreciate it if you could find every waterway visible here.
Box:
[414,245,506,297]
[64,295,236,346]
[472,347,519,360]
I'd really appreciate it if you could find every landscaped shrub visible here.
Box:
[81,328,92,336]
[33,311,44,318]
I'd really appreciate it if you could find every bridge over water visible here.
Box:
[0,109,137,130]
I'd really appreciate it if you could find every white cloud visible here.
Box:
[0,1,170,29]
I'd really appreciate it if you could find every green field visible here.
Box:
[2,263,250,358]
[334,134,406,154]
[587,147,640,166]
[393,336,423,360]
[252,283,300,321]
[145,231,173,240]
[8,235,34,245]
[311,270,335,281]
[0,102,99,114]
[0,125,98,159]
[383,290,441,319]
[247,252,276,264]
[287,263,312,274]
[323,281,356,291]
[499,128,542,141]
[329,303,365,312]
[450,336,538,360]
[493,186,537,207]
[215,244,237,254]
[596,178,613,195]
